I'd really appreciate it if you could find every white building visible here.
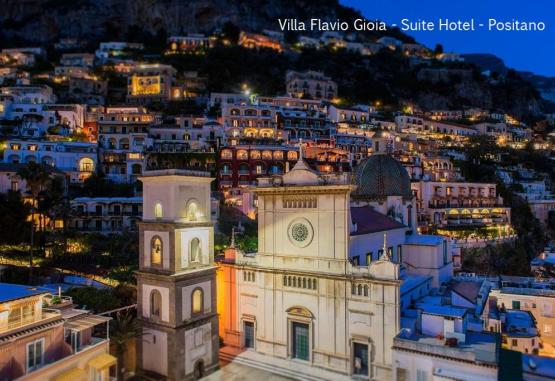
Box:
[97,106,157,182]
[208,92,249,108]
[285,70,337,100]
[0,85,57,104]
[327,104,373,124]
[3,139,97,183]
[94,42,144,64]
[70,197,142,232]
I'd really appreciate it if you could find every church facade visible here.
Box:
[136,153,453,380]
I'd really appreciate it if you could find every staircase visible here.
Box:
[219,347,353,381]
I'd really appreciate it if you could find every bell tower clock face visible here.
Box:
[288,218,314,248]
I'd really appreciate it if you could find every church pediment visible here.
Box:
[282,159,321,186]
[286,306,314,318]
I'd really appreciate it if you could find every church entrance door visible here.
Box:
[353,342,369,376]
[292,322,309,360]
[244,321,254,348]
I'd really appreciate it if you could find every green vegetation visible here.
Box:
[463,241,533,276]
[65,285,135,313]
[0,192,31,243]
[215,205,258,254]
[153,43,545,121]
[452,135,549,275]
[78,173,136,197]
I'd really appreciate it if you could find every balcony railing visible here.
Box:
[428,202,503,208]
[1,310,61,335]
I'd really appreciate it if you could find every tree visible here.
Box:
[221,22,240,44]
[0,192,31,244]
[434,44,444,55]
[110,311,141,381]
[17,163,53,282]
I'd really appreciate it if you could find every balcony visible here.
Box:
[428,201,502,209]
[1,309,61,336]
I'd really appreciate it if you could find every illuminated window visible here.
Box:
[150,290,162,318]
[151,236,162,265]
[79,157,94,172]
[237,150,248,160]
[192,288,203,314]
[154,202,163,219]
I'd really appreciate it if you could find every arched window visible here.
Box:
[192,288,203,314]
[79,157,94,172]
[187,201,198,221]
[151,236,162,265]
[190,238,201,263]
[154,202,163,219]
[363,285,369,297]
[150,290,162,318]
[357,284,362,295]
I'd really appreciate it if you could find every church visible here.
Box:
[135,152,453,380]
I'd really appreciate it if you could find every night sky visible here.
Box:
[342,0,555,77]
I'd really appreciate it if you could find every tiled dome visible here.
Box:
[352,154,412,199]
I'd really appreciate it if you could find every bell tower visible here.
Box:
[137,169,219,380]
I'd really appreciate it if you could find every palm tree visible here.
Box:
[17,162,53,282]
[110,311,141,381]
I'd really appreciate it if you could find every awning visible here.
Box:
[51,367,87,381]
[88,353,117,369]
[65,315,111,332]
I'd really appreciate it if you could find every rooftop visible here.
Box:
[503,310,537,337]
[418,304,467,319]
[0,283,50,303]
[400,274,432,295]
[394,330,499,365]
[404,234,444,246]
[350,206,406,235]
[522,354,555,379]
[452,280,482,305]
